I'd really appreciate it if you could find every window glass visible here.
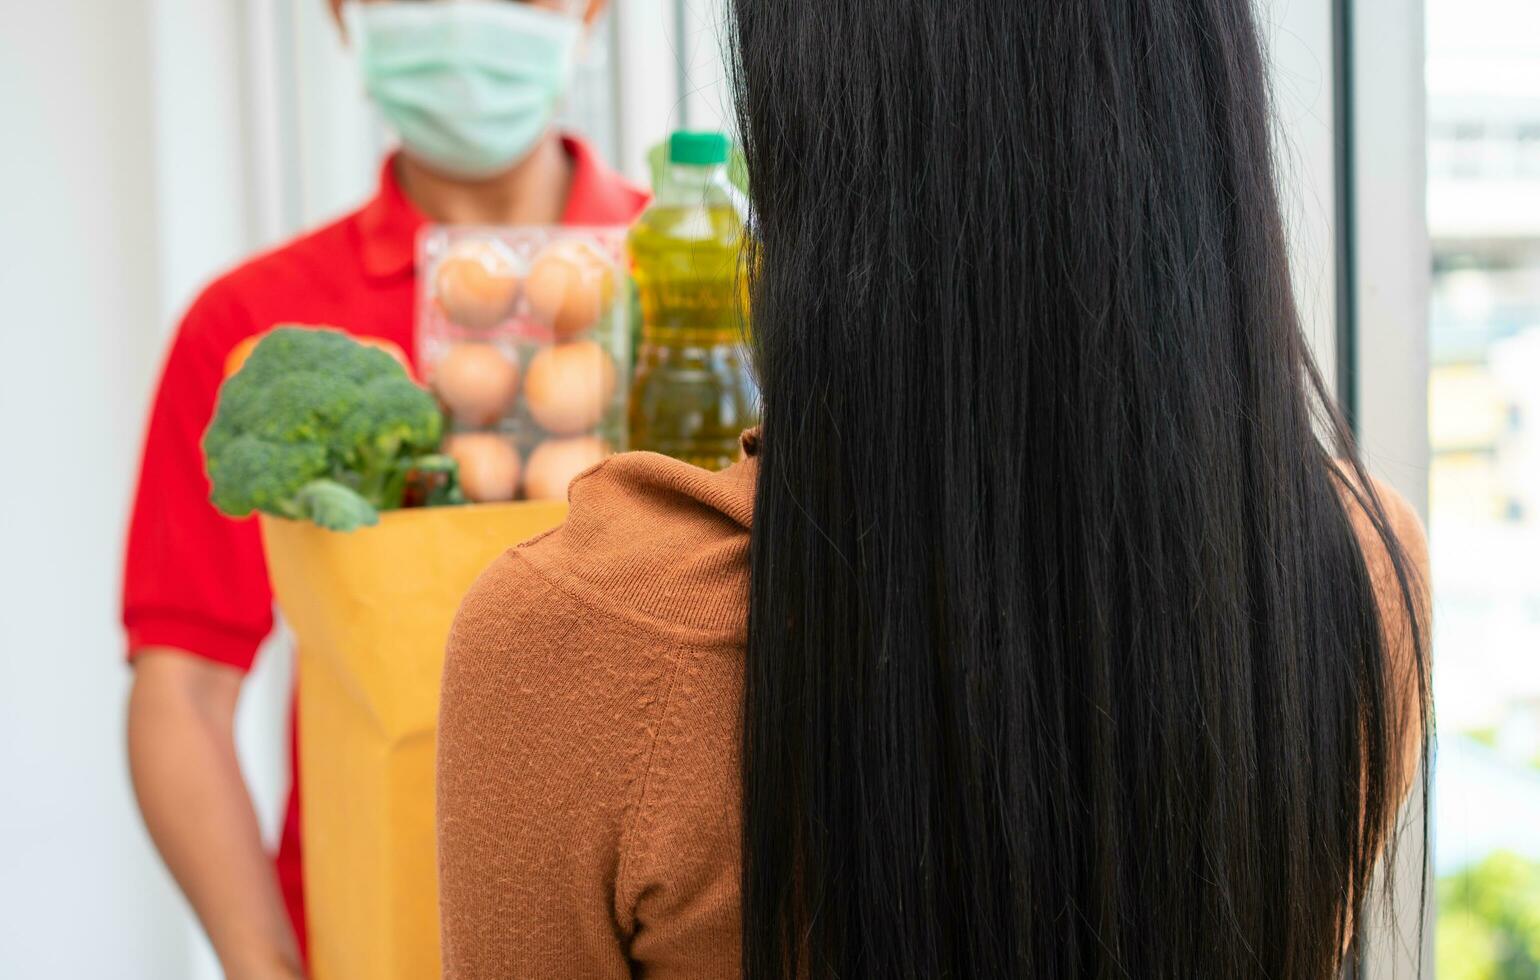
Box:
[1427,0,1540,974]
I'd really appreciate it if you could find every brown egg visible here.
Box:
[432,343,520,426]
[523,239,616,340]
[522,340,618,436]
[523,437,609,502]
[445,433,520,503]
[434,240,521,330]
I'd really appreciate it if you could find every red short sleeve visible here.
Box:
[123,284,274,671]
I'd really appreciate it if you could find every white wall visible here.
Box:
[612,0,684,182]
[0,0,198,977]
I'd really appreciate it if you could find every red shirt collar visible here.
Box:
[354,134,650,281]
[558,134,651,226]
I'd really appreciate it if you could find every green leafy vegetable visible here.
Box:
[204,327,456,532]
[1438,850,1540,979]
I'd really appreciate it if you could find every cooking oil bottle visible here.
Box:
[627,131,757,471]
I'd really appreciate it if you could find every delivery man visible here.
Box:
[123,1,646,976]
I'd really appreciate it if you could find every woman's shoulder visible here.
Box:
[438,452,754,973]
[492,450,755,641]
[444,448,756,738]
[442,449,756,780]
[1331,464,1430,616]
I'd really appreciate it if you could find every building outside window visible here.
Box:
[1426,0,1540,975]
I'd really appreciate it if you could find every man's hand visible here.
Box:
[127,649,303,978]
[225,953,306,980]
[225,956,306,980]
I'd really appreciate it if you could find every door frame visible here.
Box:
[1345,0,1434,974]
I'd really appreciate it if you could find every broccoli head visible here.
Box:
[203,326,457,531]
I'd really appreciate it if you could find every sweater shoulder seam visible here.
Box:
[509,546,743,650]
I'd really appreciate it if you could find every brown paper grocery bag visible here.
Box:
[261,501,568,980]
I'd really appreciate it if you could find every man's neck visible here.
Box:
[396,134,574,226]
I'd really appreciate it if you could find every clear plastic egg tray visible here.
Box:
[416,225,630,503]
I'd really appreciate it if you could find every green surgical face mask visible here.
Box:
[347,1,583,180]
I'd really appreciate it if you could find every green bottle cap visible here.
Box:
[669,131,730,167]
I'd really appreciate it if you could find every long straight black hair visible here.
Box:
[729,0,1428,977]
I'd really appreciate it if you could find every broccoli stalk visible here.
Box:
[203,327,456,532]
[288,479,380,531]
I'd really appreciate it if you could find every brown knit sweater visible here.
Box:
[436,445,1428,979]
[437,449,756,980]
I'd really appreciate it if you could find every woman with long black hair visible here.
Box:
[435,0,1430,976]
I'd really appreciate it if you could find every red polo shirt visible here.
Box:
[123,136,648,953]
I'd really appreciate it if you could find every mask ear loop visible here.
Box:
[336,0,356,44]
[566,0,606,76]
[553,0,611,152]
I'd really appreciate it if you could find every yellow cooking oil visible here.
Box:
[627,131,758,472]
